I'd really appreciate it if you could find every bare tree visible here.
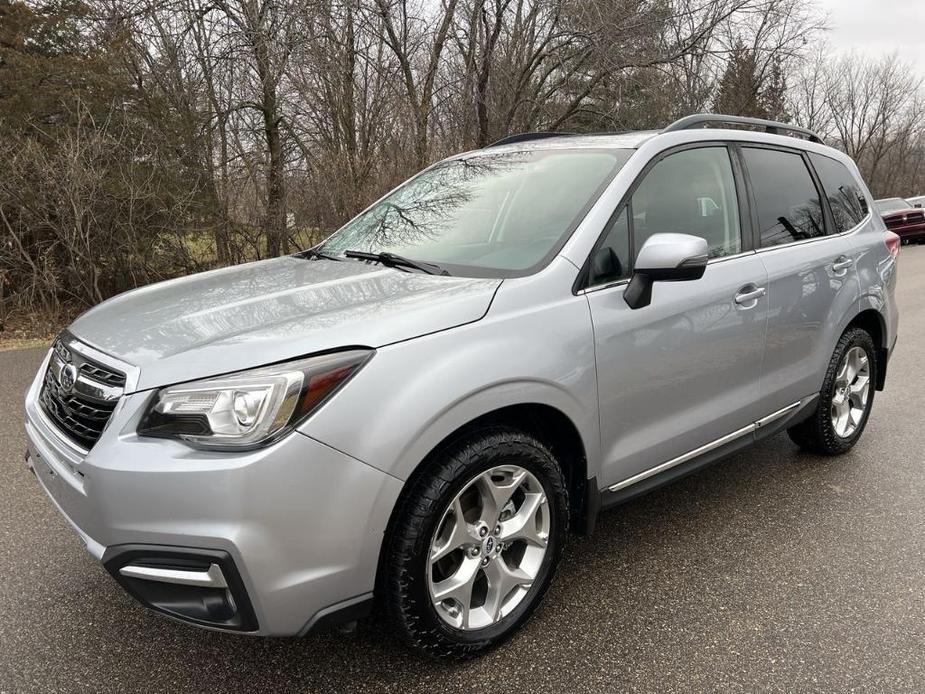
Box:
[6,0,925,325]
[791,49,925,197]
[372,0,461,166]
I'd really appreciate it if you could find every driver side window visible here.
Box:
[588,146,743,288]
[632,147,742,259]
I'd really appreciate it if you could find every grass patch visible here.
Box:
[0,308,67,351]
[0,336,52,352]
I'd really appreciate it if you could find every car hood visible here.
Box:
[69,256,501,391]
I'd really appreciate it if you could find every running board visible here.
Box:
[607,401,803,494]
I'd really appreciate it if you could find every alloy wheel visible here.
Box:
[427,465,550,631]
[830,345,871,438]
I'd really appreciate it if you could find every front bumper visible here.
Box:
[24,350,402,635]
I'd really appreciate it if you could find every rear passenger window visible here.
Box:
[631,147,741,258]
[743,147,825,248]
[809,153,868,233]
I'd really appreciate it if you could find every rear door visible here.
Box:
[740,145,860,412]
[585,144,769,489]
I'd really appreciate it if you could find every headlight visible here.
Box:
[138,349,373,449]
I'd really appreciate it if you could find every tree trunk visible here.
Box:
[255,32,287,258]
[264,102,286,258]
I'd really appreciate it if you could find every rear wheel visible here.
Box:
[787,327,876,455]
[383,427,568,660]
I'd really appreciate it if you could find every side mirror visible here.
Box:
[624,233,709,310]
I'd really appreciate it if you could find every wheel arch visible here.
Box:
[441,403,591,531]
[374,401,596,607]
[395,400,592,531]
[843,308,889,390]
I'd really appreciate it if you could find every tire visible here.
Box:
[383,427,569,660]
[787,327,877,455]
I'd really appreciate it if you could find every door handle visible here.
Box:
[831,256,854,273]
[734,286,766,305]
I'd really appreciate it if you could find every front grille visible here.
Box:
[39,339,125,450]
[906,211,924,224]
[79,362,126,387]
[885,216,903,228]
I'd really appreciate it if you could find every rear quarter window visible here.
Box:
[809,153,868,233]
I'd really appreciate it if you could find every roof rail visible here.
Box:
[486,132,573,148]
[662,114,824,144]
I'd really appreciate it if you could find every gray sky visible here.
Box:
[817,0,925,76]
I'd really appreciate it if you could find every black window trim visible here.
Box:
[574,141,752,294]
[737,141,871,253]
[738,141,829,248]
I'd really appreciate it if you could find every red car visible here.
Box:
[875,197,925,244]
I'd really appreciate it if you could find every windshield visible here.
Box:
[875,198,911,213]
[317,148,633,277]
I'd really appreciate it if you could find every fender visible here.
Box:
[298,280,601,483]
[844,222,898,389]
[385,378,598,483]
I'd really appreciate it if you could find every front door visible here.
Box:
[584,145,769,489]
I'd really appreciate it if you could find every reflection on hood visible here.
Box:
[70,256,501,390]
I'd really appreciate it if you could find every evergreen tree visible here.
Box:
[713,40,769,119]
[761,56,791,122]
[0,0,114,131]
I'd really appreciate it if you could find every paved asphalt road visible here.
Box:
[2,249,924,694]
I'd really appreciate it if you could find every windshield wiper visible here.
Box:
[344,250,450,276]
[295,248,342,261]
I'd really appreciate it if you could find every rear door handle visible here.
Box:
[734,286,766,305]
[831,256,854,273]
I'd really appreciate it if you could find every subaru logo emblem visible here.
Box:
[484,536,495,554]
[59,363,78,392]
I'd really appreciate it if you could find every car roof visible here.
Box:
[440,115,870,178]
[480,131,661,153]
[450,127,847,164]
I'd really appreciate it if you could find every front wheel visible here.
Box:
[787,327,876,455]
[383,427,568,660]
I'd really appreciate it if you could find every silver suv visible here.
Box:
[25,114,899,659]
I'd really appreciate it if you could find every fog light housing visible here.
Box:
[103,546,258,631]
